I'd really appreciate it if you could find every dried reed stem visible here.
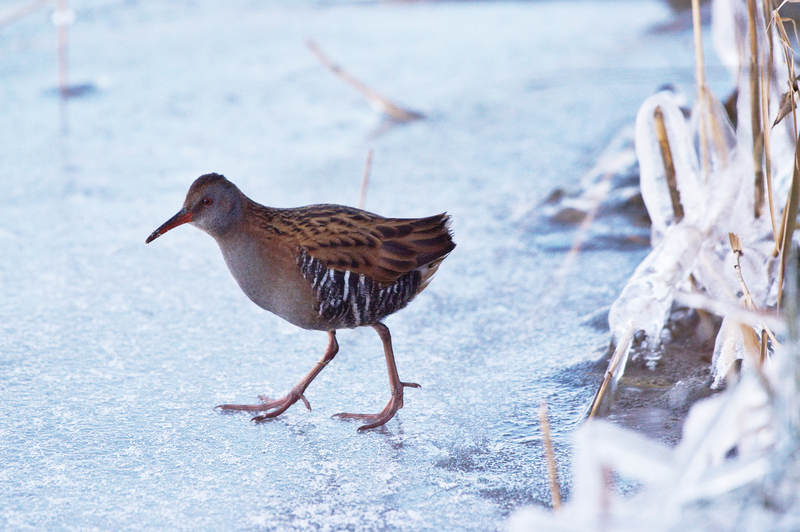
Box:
[358,148,373,210]
[761,0,779,246]
[307,39,424,122]
[772,12,799,263]
[538,401,562,510]
[773,12,798,138]
[675,291,785,337]
[748,0,766,217]
[774,9,800,307]
[777,129,800,311]
[0,0,50,29]
[729,233,756,311]
[692,0,711,181]
[56,0,69,98]
[775,198,788,257]
[763,87,779,243]
[730,232,776,363]
[654,107,684,222]
[589,322,635,418]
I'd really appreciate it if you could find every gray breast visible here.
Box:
[217,234,284,314]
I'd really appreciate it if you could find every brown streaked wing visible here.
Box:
[277,205,455,284]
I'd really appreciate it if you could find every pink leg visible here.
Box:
[216,330,338,422]
[333,322,419,431]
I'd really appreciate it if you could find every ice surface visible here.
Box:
[0,0,734,530]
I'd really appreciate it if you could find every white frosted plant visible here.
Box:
[609,0,794,383]
[511,0,800,529]
[512,260,800,531]
[510,336,799,531]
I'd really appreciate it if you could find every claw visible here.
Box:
[215,402,273,412]
[216,390,302,420]
[333,384,417,431]
[300,393,312,411]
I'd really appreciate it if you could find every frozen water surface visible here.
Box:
[0,1,731,530]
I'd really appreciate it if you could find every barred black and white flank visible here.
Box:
[299,250,424,328]
[274,205,455,331]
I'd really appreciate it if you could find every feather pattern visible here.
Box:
[243,202,454,328]
[273,204,454,328]
[258,204,454,284]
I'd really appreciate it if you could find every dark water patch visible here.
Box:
[45,83,99,98]
[583,307,722,445]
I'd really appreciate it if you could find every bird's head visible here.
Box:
[145,173,244,243]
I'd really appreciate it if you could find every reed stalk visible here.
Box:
[654,107,684,222]
[358,148,373,210]
[539,401,562,510]
[748,0,766,217]
[307,39,424,122]
[56,0,69,98]
[589,322,635,418]
[692,0,711,181]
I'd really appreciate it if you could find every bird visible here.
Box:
[145,173,455,431]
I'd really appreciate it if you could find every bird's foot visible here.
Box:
[215,387,311,422]
[332,381,420,431]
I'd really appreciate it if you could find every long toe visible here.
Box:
[251,410,285,423]
[331,412,382,421]
[215,390,303,416]
[250,400,293,422]
[333,394,404,431]
[216,402,278,412]
[356,417,394,432]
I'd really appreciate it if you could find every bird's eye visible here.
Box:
[202,198,212,206]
